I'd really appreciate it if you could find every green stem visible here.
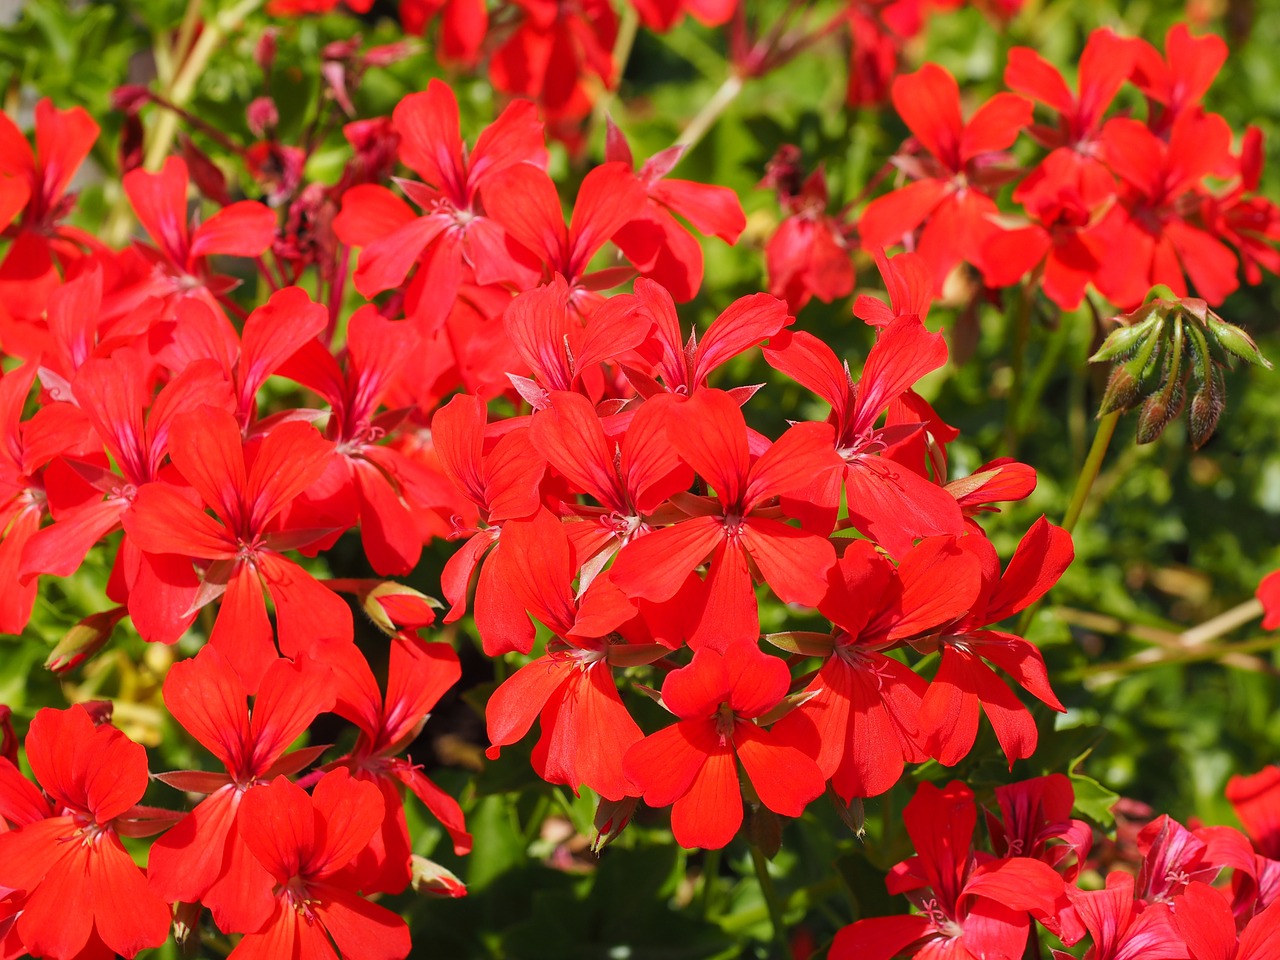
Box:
[1016,409,1120,635]
[700,847,721,920]
[750,843,789,959]
[1004,283,1034,456]
[1062,410,1120,535]
[144,0,265,172]
[675,73,745,153]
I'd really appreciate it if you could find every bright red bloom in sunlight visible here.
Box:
[113,156,276,316]
[985,774,1091,881]
[1227,766,1280,859]
[623,278,792,402]
[859,64,1032,288]
[122,407,351,689]
[831,781,1064,960]
[432,393,544,655]
[489,0,619,120]
[1130,23,1228,132]
[485,508,656,801]
[229,770,411,960]
[19,348,233,644]
[0,707,171,960]
[323,632,471,894]
[148,648,335,933]
[1059,872,1184,960]
[605,120,746,302]
[334,79,546,332]
[1172,881,1280,960]
[918,517,1073,766]
[0,98,100,321]
[764,314,964,556]
[761,150,854,312]
[529,390,691,574]
[482,161,649,309]
[608,388,839,650]
[280,306,458,576]
[1094,111,1239,307]
[399,0,488,63]
[623,641,825,850]
[774,536,980,799]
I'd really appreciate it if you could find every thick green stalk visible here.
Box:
[1062,410,1120,535]
[675,73,745,152]
[750,843,790,959]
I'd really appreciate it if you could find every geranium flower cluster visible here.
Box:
[0,6,1277,958]
[766,24,1280,313]
[265,0,1024,122]
[831,767,1280,960]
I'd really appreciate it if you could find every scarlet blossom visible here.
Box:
[109,156,276,317]
[1130,23,1228,133]
[604,120,746,302]
[489,0,619,120]
[608,388,840,651]
[986,775,1092,881]
[485,508,663,801]
[399,0,488,63]
[19,348,234,644]
[482,162,649,311]
[529,390,691,576]
[629,0,735,31]
[229,770,411,960]
[853,248,933,328]
[1094,111,1239,307]
[830,780,1064,960]
[333,80,546,332]
[763,314,965,555]
[760,147,854,311]
[0,706,171,960]
[773,536,981,799]
[1205,127,1280,287]
[622,278,792,404]
[280,306,457,576]
[1057,872,1185,960]
[121,407,351,689]
[148,648,335,933]
[321,632,471,895]
[502,278,655,409]
[431,393,544,655]
[859,64,1032,288]
[1172,882,1280,960]
[1227,766,1280,859]
[845,1,924,108]
[0,362,92,634]
[916,517,1073,766]
[623,641,826,850]
[0,98,101,321]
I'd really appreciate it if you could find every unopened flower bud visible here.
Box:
[592,796,638,853]
[45,607,126,673]
[172,901,202,954]
[410,855,467,898]
[247,97,279,139]
[255,29,278,73]
[111,84,151,113]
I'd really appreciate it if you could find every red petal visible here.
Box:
[123,156,190,262]
[891,65,963,168]
[190,201,276,259]
[250,655,336,775]
[623,720,710,807]
[210,562,277,693]
[259,553,354,657]
[312,883,411,960]
[531,391,626,510]
[392,80,464,189]
[693,293,791,387]
[608,516,724,602]
[689,539,757,652]
[238,286,328,413]
[670,388,749,506]
[485,655,572,753]
[238,775,314,882]
[959,93,1031,162]
[162,646,250,771]
[669,735,740,849]
[308,768,385,877]
[917,648,982,767]
[742,516,834,608]
[829,915,934,960]
[984,516,1074,621]
[334,184,415,247]
[735,723,823,817]
[650,178,746,244]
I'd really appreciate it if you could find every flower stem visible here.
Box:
[675,73,745,153]
[1004,283,1034,457]
[700,846,721,919]
[750,842,789,959]
[144,0,265,172]
[1062,410,1120,535]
